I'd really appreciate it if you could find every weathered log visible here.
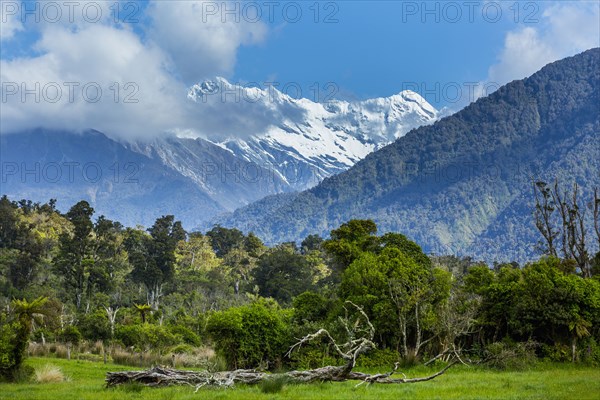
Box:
[106,362,457,389]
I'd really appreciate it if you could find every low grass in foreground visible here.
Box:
[1,357,599,400]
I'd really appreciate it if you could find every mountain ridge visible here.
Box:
[211,48,600,263]
[0,80,438,227]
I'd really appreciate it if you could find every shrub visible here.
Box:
[115,324,179,351]
[9,365,35,383]
[59,326,82,346]
[484,341,538,370]
[259,375,290,394]
[541,343,571,362]
[356,348,399,368]
[292,291,331,323]
[169,344,193,354]
[580,337,600,366]
[207,298,292,370]
[34,364,67,383]
[168,325,201,346]
[77,311,111,342]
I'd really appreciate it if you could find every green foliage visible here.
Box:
[77,310,111,342]
[465,257,600,358]
[0,297,48,380]
[60,326,82,346]
[126,215,185,308]
[323,219,379,273]
[355,348,399,368]
[292,291,331,323]
[253,244,315,304]
[339,237,449,354]
[205,226,246,257]
[206,298,291,369]
[167,325,201,346]
[484,341,538,371]
[115,324,179,351]
[0,319,20,378]
[54,201,95,308]
[1,194,600,372]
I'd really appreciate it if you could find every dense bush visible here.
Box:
[115,324,179,351]
[77,310,111,342]
[207,298,292,369]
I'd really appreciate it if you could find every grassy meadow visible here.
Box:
[1,357,599,400]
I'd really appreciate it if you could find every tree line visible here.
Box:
[0,192,599,380]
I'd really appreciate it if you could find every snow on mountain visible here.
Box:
[186,77,438,189]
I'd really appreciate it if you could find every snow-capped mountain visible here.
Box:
[1,80,439,229]
[186,77,438,189]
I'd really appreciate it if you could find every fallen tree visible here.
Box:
[106,302,458,389]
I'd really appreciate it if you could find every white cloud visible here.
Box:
[0,2,24,41]
[147,0,267,84]
[0,23,187,139]
[487,2,600,85]
[448,1,600,111]
[0,0,270,140]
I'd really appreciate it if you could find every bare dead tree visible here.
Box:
[430,291,480,363]
[533,181,558,257]
[106,302,458,389]
[533,180,596,278]
[593,188,600,249]
[561,183,591,278]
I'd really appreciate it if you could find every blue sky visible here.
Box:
[234,1,510,104]
[1,1,599,137]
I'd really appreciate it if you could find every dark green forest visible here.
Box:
[1,192,599,381]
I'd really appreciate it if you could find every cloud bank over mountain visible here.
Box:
[0,1,597,141]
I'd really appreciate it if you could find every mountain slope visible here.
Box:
[0,130,226,228]
[189,78,438,189]
[213,48,600,263]
[1,80,438,227]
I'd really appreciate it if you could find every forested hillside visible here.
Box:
[214,48,600,263]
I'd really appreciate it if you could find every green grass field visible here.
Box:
[2,357,599,400]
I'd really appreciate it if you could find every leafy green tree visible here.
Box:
[301,234,324,254]
[90,216,130,302]
[323,219,379,279]
[206,226,245,257]
[126,216,185,308]
[54,201,95,308]
[244,232,265,258]
[340,242,449,357]
[253,244,314,304]
[292,291,331,324]
[0,196,19,249]
[173,233,227,312]
[465,257,600,360]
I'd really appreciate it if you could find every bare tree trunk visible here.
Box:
[593,188,600,248]
[533,181,558,256]
[415,303,422,356]
[104,306,120,338]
